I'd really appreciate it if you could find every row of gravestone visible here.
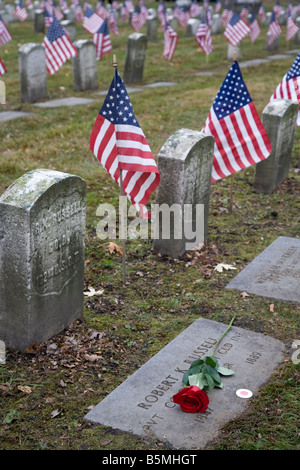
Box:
[0,96,298,352]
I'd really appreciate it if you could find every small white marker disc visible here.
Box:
[236,388,253,399]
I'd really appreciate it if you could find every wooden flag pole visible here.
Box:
[113,54,127,285]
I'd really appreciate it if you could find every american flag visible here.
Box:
[215,0,222,14]
[52,1,64,20]
[190,0,201,18]
[96,0,109,19]
[109,9,118,35]
[44,7,54,27]
[83,5,103,33]
[270,52,300,126]
[203,0,212,25]
[286,10,299,41]
[75,2,84,21]
[195,14,212,55]
[131,5,144,32]
[221,6,233,28]
[267,10,281,45]
[163,15,178,60]
[59,0,68,11]
[13,0,28,22]
[157,0,165,21]
[93,17,112,60]
[120,2,130,21]
[240,5,249,21]
[0,16,12,46]
[43,0,53,13]
[249,12,260,43]
[174,6,190,29]
[273,0,282,18]
[258,3,265,23]
[224,11,250,46]
[202,61,272,182]
[90,69,160,218]
[0,57,6,76]
[139,0,149,21]
[43,17,77,75]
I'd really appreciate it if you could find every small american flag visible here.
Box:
[195,15,212,55]
[215,0,222,14]
[221,6,233,28]
[240,5,249,21]
[13,0,28,22]
[120,2,130,21]
[249,12,260,43]
[83,5,103,33]
[44,7,54,27]
[286,11,299,41]
[52,1,64,20]
[109,9,118,35]
[202,60,272,182]
[267,10,281,45]
[96,0,109,19]
[190,0,201,18]
[43,17,77,75]
[273,0,282,18]
[90,68,160,218]
[163,15,178,60]
[139,0,149,21]
[224,11,250,46]
[131,5,144,32]
[75,2,84,21]
[0,16,12,46]
[0,57,6,76]
[157,0,165,21]
[204,0,212,25]
[93,17,112,60]
[175,6,190,29]
[258,3,265,23]
[270,52,300,126]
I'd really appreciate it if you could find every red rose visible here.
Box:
[173,385,209,413]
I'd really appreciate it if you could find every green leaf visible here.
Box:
[188,359,204,370]
[188,372,207,389]
[204,373,215,390]
[203,363,222,384]
[217,365,235,376]
[205,355,218,368]
[182,364,204,386]
[214,381,224,389]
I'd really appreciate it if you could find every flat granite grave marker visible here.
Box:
[226,236,300,303]
[33,97,95,107]
[0,111,33,122]
[0,169,86,351]
[84,318,284,450]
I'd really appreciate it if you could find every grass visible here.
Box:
[0,1,299,451]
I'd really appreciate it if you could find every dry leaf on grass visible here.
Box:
[214,263,237,273]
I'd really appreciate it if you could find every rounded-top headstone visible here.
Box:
[0,169,86,351]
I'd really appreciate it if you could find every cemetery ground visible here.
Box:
[0,1,299,451]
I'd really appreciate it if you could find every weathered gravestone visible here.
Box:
[0,169,86,351]
[18,43,48,103]
[226,236,300,304]
[227,43,242,61]
[294,17,300,44]
[153,128,214,259]
[34,9,44,33]
[61,19,76,42]
[84,318,285,450]
[146,15,158,41]
[186,18,200,36]
[253,99,298,194]
[72,39,98,92]
[211,14,222,34]
[123,33,147,84]
[266,33,279,52]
